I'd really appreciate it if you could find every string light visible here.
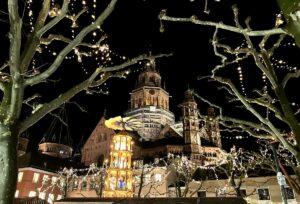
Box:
[271,57,298,72]
[235,42,247,97]
[222,135,249,140]
[22,0,133,97]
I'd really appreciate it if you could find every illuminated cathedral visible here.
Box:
[82,57,223,169]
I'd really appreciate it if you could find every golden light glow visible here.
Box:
[103,131,133,197]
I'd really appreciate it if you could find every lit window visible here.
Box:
[72,180,78,190]
[32,173,40,183]
[48,193,54,204]
[18,172,23,182]
[43,175,49,183]
[51,176,57,185]
[257,188,270,200]
[216,188,226,197]
[120,137,126,150]
[28,191,36,197]
[39,192,46,200]
[15,190,19,198]
[59,179,65,188]
[143,174,151,184]
[154,174,162,182]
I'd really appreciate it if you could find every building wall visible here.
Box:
[197,176,299,204]
[130,87,169,110]
[16,167,62,203]
[134,167,299,203]
[66,176,99,198]
[133,167,168,197]
[81,117,115,166]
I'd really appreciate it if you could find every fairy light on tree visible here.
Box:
[159,0,300,195]
[0,0,172,202]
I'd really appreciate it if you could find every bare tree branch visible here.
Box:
[18,53,170,133]
[36,0,69,38]
[159,12,288,37]
[282,70,300,89]
[25,0,118,87]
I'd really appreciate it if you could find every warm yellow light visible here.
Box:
[104,130,133,197]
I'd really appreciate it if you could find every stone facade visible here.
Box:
[81,58,224,167]
[125,59,175,141]
[81,117,116,166]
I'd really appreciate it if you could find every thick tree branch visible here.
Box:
[282,70,300,88]
[40,34,103,48]
[276,0,300,47]
[36,0,70,38]
[91,53,171,86]
[7,0,23,123]
[159,12,288,37]
[19,52,170,133]
[19,75,98,133]
[20,0,51,73]
[214,76,296,155]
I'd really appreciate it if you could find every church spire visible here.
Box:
[145,58,156,72]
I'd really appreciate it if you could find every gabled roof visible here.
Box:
[159,123,183,138]
[82,116,116,150]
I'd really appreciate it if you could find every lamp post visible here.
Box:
[270,141,287,204]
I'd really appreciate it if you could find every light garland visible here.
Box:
[23,0,131,96]
[38,163,108,199]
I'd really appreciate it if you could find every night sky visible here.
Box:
[2,0,297,152]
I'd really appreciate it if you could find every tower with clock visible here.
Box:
[124,58,175,141]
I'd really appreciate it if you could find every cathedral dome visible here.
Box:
[137,59,161,88]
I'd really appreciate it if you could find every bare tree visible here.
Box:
[214,146,276,197]
[39,163,108,199]
[167,154,204,197]
[134,163,167,197]
[0,0,170,202]
[159,0,300,193]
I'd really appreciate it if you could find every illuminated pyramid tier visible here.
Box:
[103,130,134,197]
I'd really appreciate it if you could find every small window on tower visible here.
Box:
[150,76,155,83]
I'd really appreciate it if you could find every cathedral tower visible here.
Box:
[182,89,201,154]
[125,58,175,141]
[205,107,222,148]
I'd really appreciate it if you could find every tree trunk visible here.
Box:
[137,167,144,197]
[0,124,18,204]
[235,188,242,197]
